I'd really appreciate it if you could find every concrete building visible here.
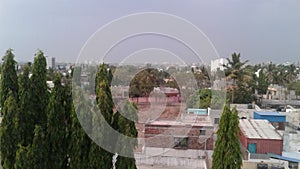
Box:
[137,113,214,168]
[239,119,283,155]
[144,115,214,150]
[210,58,227,72]
[46,56,55,69]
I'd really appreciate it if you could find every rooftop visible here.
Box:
[239,119,282,140]
[254,111,286,116]
[146,115,213,127]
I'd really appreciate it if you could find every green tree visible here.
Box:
[17,64,32,146]
[14,145,31,169]
[129,68,160,97]
[88,64,114,169]
[0,91,19,169]
[30,50,49,128]
[72,66,82,87]
[31,125,47,169]
[69,88,92,169]
[288,82,300,99]
[265,62,277,84]
[46,74,69,169]
[224,53,249,103]
[113,100,138,169]
[0,49,18,111]
[212,102,242,169]
[186,89,224,109]
[253,68,269,95]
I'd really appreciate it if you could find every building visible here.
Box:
[138,114,214,168]
[46,56,55,69]
[129,87,180,104]
[239,119,283,155]
[144,114,214,150]
[187,108,208,115]
[210,58,227,72]
[254,111,286,130]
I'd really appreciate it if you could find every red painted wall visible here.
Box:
[238,129,283,155]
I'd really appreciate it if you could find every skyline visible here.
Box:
[1,0,300,64]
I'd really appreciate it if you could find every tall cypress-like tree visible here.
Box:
[14,145,31,169]
[69,88,92,169]
[0,91,19,169]
[89,64,114,169]
[31,125,47,169]
[0,49,18,112]
[113,100,138,169]
[62,83,72,167]
[227,107,243,168]
[30,50,49,128]
[46,74,68,169]
[212,102,242,169]
[17,64,32,146]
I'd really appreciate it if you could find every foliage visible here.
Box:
[69,88,92,169]
[224,53,250,103]
[31,125,47,169]
[288,82,300,99]
[30,50,49,128]
[17,64,32,146]
[14,145,31,169]
[0,92,19,169]
[187,89,224,109]
[212,102,242,169]
[88,64,115,169]
[46,74,69,169]
[0,49,18,111]
[129,68,180,97]
[113,100,138,169]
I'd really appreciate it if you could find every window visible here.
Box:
[174,137,188,148]
[200,130,206,136]
[214,118,220,124]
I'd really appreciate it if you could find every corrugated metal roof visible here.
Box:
[239,119,282,140]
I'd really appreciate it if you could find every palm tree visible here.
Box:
[284,63,298,84]
[223,53,249,103]
[265,62,277,85]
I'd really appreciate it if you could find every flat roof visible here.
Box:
[239,119,282,140]
[146,117,213,127]
[268,153,300,163]
[254,111,286,116]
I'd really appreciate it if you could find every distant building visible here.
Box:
[210,58,227,72]
[46,56,55,69]
[239,119,283,156]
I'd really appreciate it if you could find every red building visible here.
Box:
[239,119,283,155]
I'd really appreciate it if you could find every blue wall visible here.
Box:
[254,112,286,122]
[187,108,207,115]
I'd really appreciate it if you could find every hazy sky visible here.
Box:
[0,0,300,64]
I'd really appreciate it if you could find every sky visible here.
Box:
[0,0,300,64]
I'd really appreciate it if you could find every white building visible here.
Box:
[46,56,55,69]
[210,58,227,72]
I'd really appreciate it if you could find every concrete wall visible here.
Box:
[145,125,214,150]
[242,159,289,169]
[135,147,212,169]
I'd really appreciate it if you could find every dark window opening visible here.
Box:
[174,137,188,148]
